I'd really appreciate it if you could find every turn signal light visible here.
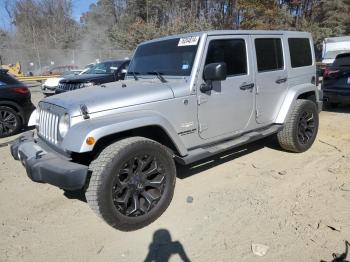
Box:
[86,137,95,145]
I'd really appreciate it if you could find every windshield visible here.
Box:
[85,61,122,74]
[324,50,349,59]
[127,37,200,77]
[333,53,350,67]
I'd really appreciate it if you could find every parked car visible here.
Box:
[42,65,79,76]
[320,36,350,74]
[55,59,130,93]
[0,69,35,138]
[41,70,83,96]
[322,53,350,108]
[11,30,321,231]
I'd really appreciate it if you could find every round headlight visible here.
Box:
[58,113,70,138]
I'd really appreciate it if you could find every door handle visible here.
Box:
[276,77,287,84]
[240,83,255,90]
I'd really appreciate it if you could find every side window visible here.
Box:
[288,38,312,68]
[205,39,247,77]
[255,38,284,72]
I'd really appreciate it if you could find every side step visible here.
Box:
[176,124,283,165]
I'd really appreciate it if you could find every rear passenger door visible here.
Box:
[253,36,288,124]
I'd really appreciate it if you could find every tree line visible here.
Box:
[1,0,350,68]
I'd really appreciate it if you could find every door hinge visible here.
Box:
[199,124,208,133]
[198,95,208,105]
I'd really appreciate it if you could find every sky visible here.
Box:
[0,0,97,30]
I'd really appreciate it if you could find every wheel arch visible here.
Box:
[275,84,320,124]
[62,112,188,157]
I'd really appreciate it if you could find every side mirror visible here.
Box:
[203,62,227,81]
[117,69,127,79]
[200,62,227,92]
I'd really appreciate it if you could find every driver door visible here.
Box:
[197,35,255,140]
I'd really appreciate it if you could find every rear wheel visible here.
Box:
[277,99,319,153]
[0,106,22,138]
[86,137,176,231]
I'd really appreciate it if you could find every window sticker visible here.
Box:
[178,36,200,47]
[182,64,189,70]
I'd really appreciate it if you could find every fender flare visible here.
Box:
[62,110,188,156]
[275,84,319,124]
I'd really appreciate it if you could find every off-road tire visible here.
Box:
[277,99,319,153]
[0,106,22,138]
[86,137,176,231]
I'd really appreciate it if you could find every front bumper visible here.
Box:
[41,85,56,94]
[10,132,88,190]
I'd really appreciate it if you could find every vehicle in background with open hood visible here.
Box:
[55,59,130,94]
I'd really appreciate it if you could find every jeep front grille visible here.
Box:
[38,102,63,144]
[58,83,81,91]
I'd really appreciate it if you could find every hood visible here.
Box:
[44,79,175,116]
[60,74,111,84]
[44,77,63,87]
[322,58,335,65]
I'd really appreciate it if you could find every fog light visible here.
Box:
[86,137,95,145]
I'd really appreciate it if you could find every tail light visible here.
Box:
[323,67,340,78]
[12,87,30,94]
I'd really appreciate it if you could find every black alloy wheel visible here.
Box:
[297,110,316,145]
[0,107,21,138]
[86,137,176,231]
[112,154,166,217]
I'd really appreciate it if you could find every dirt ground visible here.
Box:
[1,86,350,262]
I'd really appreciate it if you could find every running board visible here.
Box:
[176,124,283,165]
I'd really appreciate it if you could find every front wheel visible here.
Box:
[86,137,176,231]
[277,99,319,153]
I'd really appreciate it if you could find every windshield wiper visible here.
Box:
[147,71,167,83]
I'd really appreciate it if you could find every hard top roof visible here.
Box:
[324,36,350,43]
[140,30,311,45]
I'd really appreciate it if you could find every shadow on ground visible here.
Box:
[144,229,191,262]
[321,240,349,262]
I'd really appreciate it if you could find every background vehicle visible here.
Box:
[11,31,321,231]
[321,36,350,73]
[55,59,130,93]
[322,53,350,108]
[42,65,78,76]
[0,69,35,138]
[41,70,83,96]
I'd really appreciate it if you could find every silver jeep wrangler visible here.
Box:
[11,30,322,231]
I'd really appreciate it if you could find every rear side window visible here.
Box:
[255,38,284,72]
[205,39,247,76]
[288,38,312,68]
[333,53,350,67]
[0,72,20,85]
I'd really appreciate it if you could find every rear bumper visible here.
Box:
[323,89,350,103]
[10,132,88,190]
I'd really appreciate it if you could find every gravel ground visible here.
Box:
[0,85,349,262]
